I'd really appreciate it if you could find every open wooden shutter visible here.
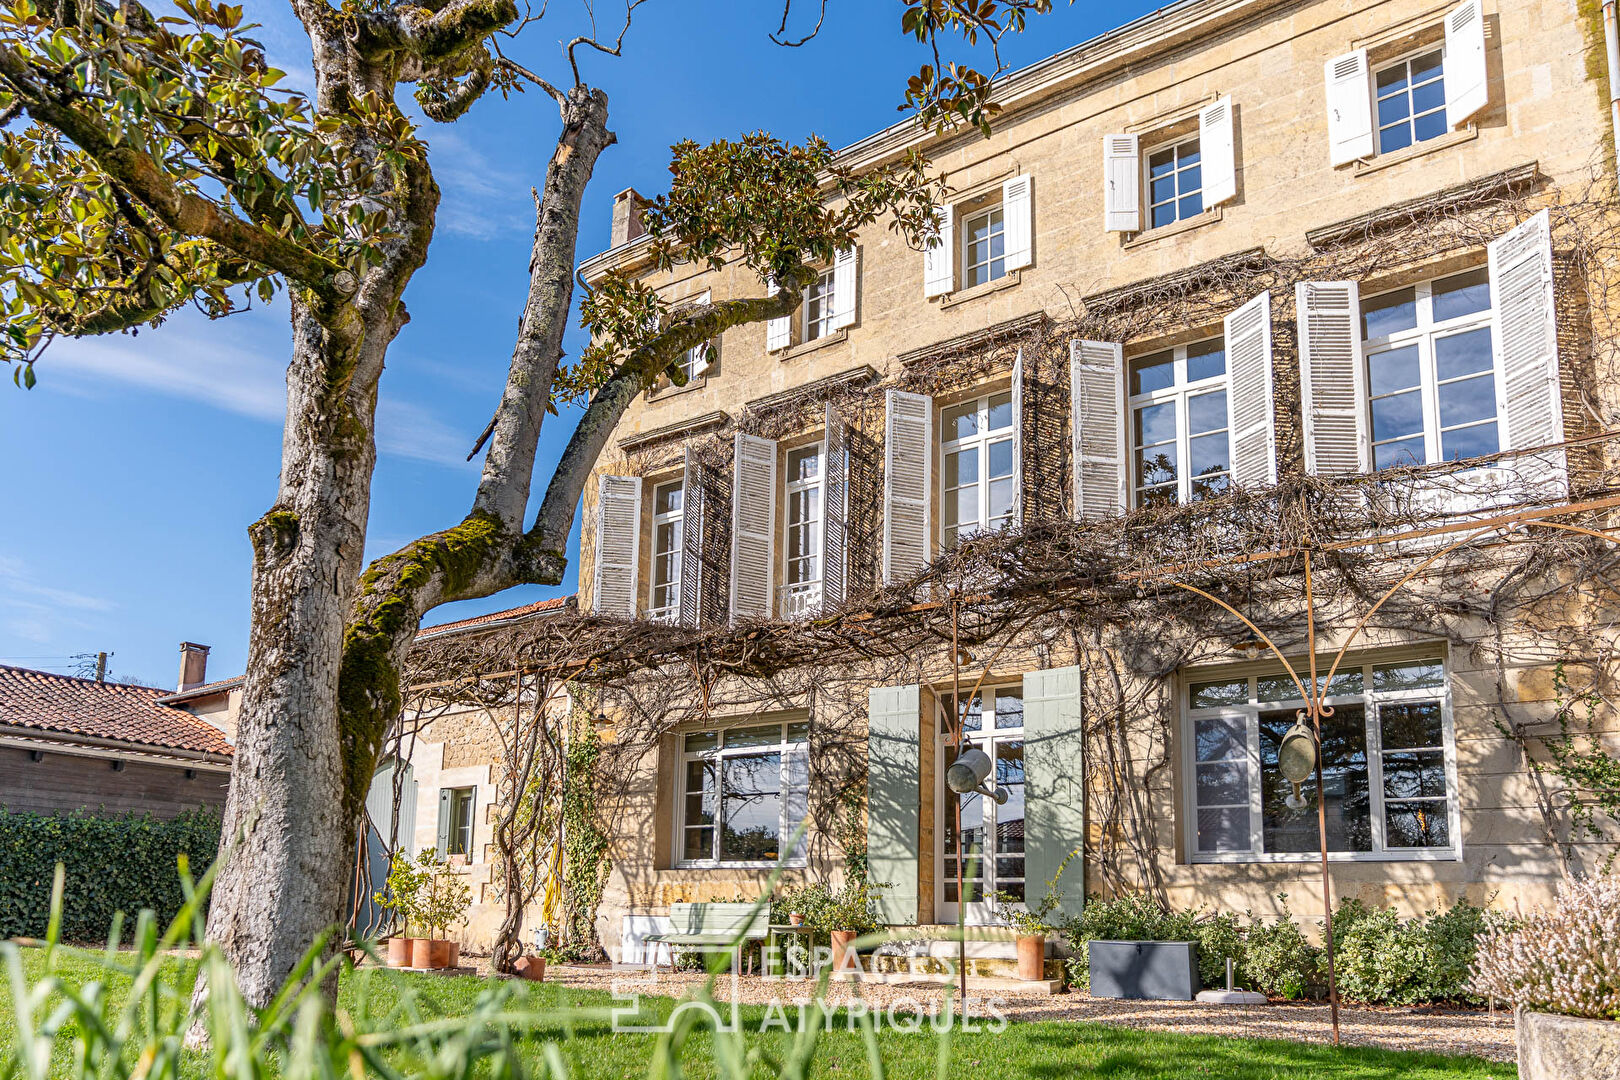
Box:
[1226,292,1278,488]
[1324,49,1374,166]
[1297,282,1369,476]
[591,475,641,617]
[1011,348,1025,524]
[822,403,849,611]
[1022,665,1084,918]
[729,432,777,620]
[1002,175,1033,270]
[1103,134,1140,232]
[1489,209,1563,457]
[883,390,933,583]
[766,311,793,352]
[1070,340,1128,519]
[866,683,921,925]
[830,245,858,331]
[679,448,706,628]
[1199,98,1237,207]
[1444,0,1488,128]
[923,204,955,297]
[435,788,452,856]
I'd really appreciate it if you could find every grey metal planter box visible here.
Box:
[1088,940,1200,1000]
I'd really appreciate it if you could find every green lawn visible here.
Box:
[0,947,1514,1080]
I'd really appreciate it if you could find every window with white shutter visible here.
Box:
[1298,282,1370,477]
[591,475,641,617]
[1070,340,1128,519]
[729,433,778,620]
[924,204,955,298]
[830,245,858,331]
[883,390,933,582]
[1199,98,1237,208]
[1444,0,1487,128]
[648,479,683,623]
[801,266,838,344]
[1002,176,1033,271]
[1144,136,1205,231]
[1324,49,1375,166]
[1103,135,1141,232]
[1224,292,1278,488]
[1488,209,1563,460]
[780,442,823,619]
[941,391,1017,547]
[822,403,849,611]
[1128,339,1232,506]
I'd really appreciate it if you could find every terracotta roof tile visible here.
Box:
[0,665,233,756]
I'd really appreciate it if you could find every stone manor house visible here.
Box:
[386,0,1620,959]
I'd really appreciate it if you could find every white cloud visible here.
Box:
[0,556,115,646]
[427,128,534,240]
[375,398,480,470]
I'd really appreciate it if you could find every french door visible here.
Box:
[937,685,1026,925]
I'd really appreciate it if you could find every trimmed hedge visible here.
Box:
[0,808,220,941]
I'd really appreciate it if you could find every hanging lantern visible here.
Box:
[1277,712,1318,810]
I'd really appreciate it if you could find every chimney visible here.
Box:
[610,188,647,249]
[177,642,210,692]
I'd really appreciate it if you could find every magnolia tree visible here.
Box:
[0,0,1066,1005]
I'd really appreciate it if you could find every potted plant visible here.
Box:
[374,851,425,968]
[411,848,472,969]
[1472,873,1620,1079]
[810,879,881,974]
[992,889,1059,981]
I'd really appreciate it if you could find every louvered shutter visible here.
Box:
[1010,348,1025,524]
[1199,98,1237,207]
[1002,175,1033,270]
[1297,282,1370,476]
[766,311,793,352]
[729,432,778,620]
[591,475,641,617]
[822,403,849,611]
[883,390,933,583]
[1444,0,1488,128]
[679,448,705,628]
[867,683,921,925]
[1225,291,1279,488]
[1489,209,1563,455]
[1103,134,1140,232]
[830,245,858,331]
[1324,49,1374,166]
[1023,665,1085,918]
[924,204,955,297]
[435,788,452,856]
[1070,341,1128,519]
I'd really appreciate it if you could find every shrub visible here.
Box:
[1333,898,1492,1005]
[0,808,219,941]
[1472,873,1620,1020]
[1242,899,1321,1000]
[1058,894,1200,989]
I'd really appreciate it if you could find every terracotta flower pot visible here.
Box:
[386,938,412,968]
[788,912,804,927]
[830,930,859,973]
[1016,933,1046,981]
[411,937,453,969]
[514,956,546,981]
[448,941,461,969]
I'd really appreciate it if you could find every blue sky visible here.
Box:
[0,0,1156,688]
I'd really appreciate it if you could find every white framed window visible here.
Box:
[1184,656,1459,862]
[803,266,838,343]
[648,480,683,623]
[937,684,1025,923]
[1375,49,1447,156]
[677,720,810,866]
[962,205,1007,289]
[1146,138,1203,230]
[1362,268,1496,470]
[1128,339,1230,507]
[941,392,1015,547]
[781,444,822,618]
[673,343,707,385]
[439,785,475,857]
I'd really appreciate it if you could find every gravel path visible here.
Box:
[499,964,1517,1064]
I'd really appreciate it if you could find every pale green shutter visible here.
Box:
[866,684,921,925]
[436,788,452,855]
[1023,665,1085,916]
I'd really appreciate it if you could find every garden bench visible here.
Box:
[643,902,770,972]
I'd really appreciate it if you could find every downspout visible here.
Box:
[1605,0,1620,187]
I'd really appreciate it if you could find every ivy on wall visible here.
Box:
[561,710,611,956]
[0,809,221,941]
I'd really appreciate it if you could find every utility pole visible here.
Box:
[94,652,108,683]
